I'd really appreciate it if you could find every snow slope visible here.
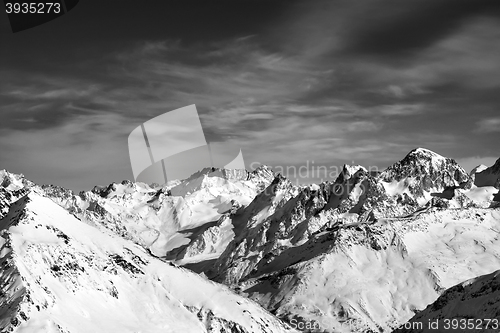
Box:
[0,189,295,333]
[213,207,500,333]
[393,269,500,333]
[40,166,275,264]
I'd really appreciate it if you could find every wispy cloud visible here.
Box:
[1,0,499,189]
[476,118,500,133]
[0,112,134,190]
[376,104,426,116]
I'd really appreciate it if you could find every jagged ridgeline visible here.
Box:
[1,148,499,333]
[0,169,293,333]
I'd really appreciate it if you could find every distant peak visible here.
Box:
[182,167,218,183]
[471,164,489,175]
[342,164,367,177]
[253,164,273,171]
[399,148,450,167]
[408,148,442,158]
[249,165,275,178]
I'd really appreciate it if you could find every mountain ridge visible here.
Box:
[1,148,499,332]
[0,188,296,333]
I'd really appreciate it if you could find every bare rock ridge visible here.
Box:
[474,157,500,189]
[1,148,500,332]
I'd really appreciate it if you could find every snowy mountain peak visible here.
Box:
[250,164,275,180]
[181,166,223,184]
[0,170,33,192]
[176,165,274,187]
[380,149,471,204]
[341,164,367,179]
[471,164,489,175]
[384,149,463,179]
[402,147,449,166]
[409,147,442,157]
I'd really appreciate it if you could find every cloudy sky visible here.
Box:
[1,0,499,191]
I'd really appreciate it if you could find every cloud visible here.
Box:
[476,118,500,133]
[5,86,100,100]
[385,85,405,98]
[241,113,275,120]
[0,74,110,130]
[0,112,135,191]
[340,0,500,58]
[2,2,500,189]
[345,121,381,132]
[376,104,425,116]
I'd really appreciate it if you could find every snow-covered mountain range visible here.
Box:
[1,148,499,332]
[0,173,295,333]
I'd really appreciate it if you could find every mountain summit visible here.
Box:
[380,148,471,204]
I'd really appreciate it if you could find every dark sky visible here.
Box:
[1,0,500,191]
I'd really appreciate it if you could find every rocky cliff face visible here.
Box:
[474,157,500,189]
